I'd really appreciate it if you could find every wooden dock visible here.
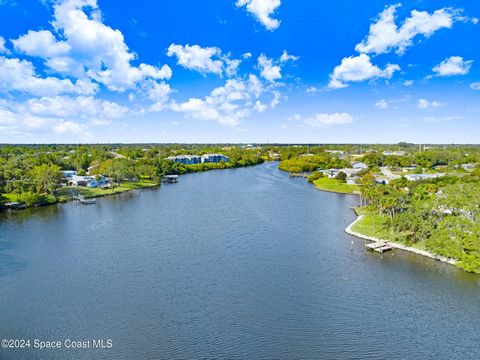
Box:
[365,241,393,253]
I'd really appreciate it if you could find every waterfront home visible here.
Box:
[404,173,445,181]
[461,164,476,170]
[402,166,417,172]
[201,154,230,163]
[318,169,340,178]
[268,152,281,160]
[62,170,77,178]
[342,168,361,178]
[382,151,406,156]
[166,155,203,165]
[325,150,345,156]
[68,175,112,188]
[166,154,229,164]
[319,168,360,179]
[352,162,368,170]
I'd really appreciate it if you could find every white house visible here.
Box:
[166,154,229,164]
[352,162,368,170]
[68,175,111,188]
[62,170,77,178]
[404,173,445,181]
[461,164,476,170]
[201,154,229,163]
[383,151,406,156]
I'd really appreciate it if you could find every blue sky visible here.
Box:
[0,0,479,143]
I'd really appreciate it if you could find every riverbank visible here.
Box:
[309,176,460,268]
[1,181,159,210]
[345,213,457,266]
[54,181,159,202]
[312,177,360,195]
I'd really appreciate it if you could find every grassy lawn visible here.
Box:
[1,192,57,206]
[313,177,360,194]
[351,207,424,249]
[351,212,391,240]
[2,181,159,206]
[54,180,158,201]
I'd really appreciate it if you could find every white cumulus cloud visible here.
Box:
[12,30,71,58]
[432,56,473,77]
[10,0,172,91]
[280,50,299,63]
[257,54,282,82]
[329,54,400,89]
[171,74,274,126]
[167,44,225,75]
[356,4,461,55]
[53,120,86,134]
[236,0,281,31]
[25,95,128,119]
[0,56,97,96]
[167,44,242,78]
[144,81,173,112]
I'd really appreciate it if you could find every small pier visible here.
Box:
[73,195,96,205]
[365,241,393,253]
[4,202,27,210]
[162,175,179,183]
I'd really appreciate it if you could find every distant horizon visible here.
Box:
[2,142,480,146]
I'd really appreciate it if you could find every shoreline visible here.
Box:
[345,214,457,266]
[1,182,159,212]
[1,163,266,212]
[310,181,459,268]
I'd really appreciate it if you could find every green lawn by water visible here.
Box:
[2,181,159,205]
[351,207,425,249]
[313,177,360,194]
[351,211,391,240]
[54,181,158,201]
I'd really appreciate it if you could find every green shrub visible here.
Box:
[307,171,323,182]
[335,171,347,182]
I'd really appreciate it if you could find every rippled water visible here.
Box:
[1,162,480,359]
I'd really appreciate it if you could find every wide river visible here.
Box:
[1,162,480,359]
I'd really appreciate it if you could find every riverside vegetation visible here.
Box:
[358,173,480,273]
[0,144,265,208]
[278,144,480,274]
[3,142,480,274]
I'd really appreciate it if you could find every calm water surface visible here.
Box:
[1,162,480,359]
